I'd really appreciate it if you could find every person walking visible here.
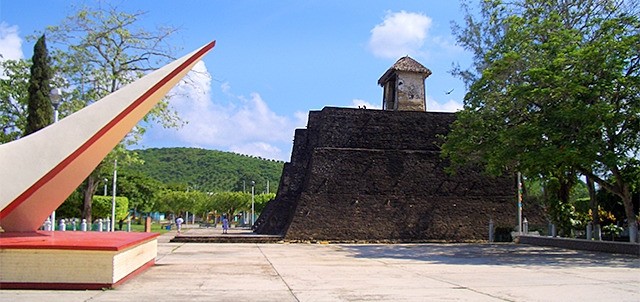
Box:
[175,216,184,234]
[222,215,229,234]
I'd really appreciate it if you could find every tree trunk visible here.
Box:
[557,176,572,204]
[620,182,638,243]
[82,175,97,223]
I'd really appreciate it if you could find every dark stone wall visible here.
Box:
[255,107,517,242]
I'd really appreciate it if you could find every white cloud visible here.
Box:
[368,11,432,59]
[0,22,23,61]
[350,98,381,110]
[144,61,304,161]
[220,81,231,94]
[426,96,463,112]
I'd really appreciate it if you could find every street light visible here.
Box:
[50,88,62,123]
[48,88,63,229]
[251,181,255,226]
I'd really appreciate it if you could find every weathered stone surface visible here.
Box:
[255,107,517,242]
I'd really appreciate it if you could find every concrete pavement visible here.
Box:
[2,227,639,301]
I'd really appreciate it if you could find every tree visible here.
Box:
[40,4,182,222]
[24,35,53,136]
[204,191,250,220]
[156,189,205,217]
[116,169,164,214]
[92,196,129,222]
[0,59,31,143]
[253,193,276,214]
[444,0,639,241]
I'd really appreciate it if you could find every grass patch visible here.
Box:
[128,223,171,234]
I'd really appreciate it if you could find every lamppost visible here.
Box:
[50,88,62,123]
[111,160,117,232]
[251,181,255,226]
[49,88,63,229]
[104,178,108,196]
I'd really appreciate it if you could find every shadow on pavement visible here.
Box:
[340,243,640,268]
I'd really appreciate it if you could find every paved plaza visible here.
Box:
[1,227,639,302]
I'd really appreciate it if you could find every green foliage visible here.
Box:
[602,224,624,240]
[56,190,83,219]
[90,196,129,221]
[204,191,250,218]
[525,176,591,235]
[0,59,31,143]
[254,193,276,213]
[24,35,53,136]
[446,0,639,240]
[116,170,164,213]
[129,148,284,194]
[155,190,205,215]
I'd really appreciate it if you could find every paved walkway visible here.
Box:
[2,227,639,301]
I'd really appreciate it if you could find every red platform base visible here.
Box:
[0,231,159,290]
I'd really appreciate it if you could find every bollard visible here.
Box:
[594,224,602,240]
[551,224,557,237]
[587,222,593,240]
[105,217,111,232]
[144,217,152,232]
[98,219,103,232]
[44,218,52,231]
[522,218,528,234]
[59,219,66,232]
[127,218,131,232]
[488,219,495,243]
[72,218,77,231]
[81,219,87,231]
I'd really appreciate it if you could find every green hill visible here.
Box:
[130,147,284,194]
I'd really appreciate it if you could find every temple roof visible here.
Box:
[377,56,432,85]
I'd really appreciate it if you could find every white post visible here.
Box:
[44,218,52,231]
[48,88,62,229]
[251,181,255,226]
[48,102,59,228]
[111,160,117,232]
[517,172,523,234]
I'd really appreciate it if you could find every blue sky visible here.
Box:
[1,0,471,161]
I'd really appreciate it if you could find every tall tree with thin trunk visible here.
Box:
[24,34,53,136]
[43,5,181,223]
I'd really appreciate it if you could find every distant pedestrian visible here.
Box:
[222,216,229,234]
[176,216,184,234]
